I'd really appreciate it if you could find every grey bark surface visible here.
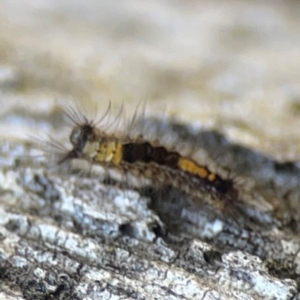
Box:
[0,119,300,300]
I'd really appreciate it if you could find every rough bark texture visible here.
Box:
[0,121,300,300]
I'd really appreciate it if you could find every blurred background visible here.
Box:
[0,0,300,160]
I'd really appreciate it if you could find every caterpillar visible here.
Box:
[52,102,239,213]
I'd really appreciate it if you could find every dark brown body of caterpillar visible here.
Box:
[61,123,238,208]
